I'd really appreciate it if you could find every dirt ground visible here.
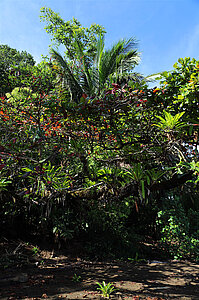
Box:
[0,240,199,300]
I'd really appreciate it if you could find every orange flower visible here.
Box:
[82,93,87,99]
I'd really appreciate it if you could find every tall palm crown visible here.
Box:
[52,35,140,102]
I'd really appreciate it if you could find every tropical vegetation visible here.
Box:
[1,7,199,261]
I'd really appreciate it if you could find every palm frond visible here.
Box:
[98,43,123,87]
[92,34,105,91]
[51,49,83,102]
[117,51,141,74]
[121,37,139,54]
[51,35,141,99]
[95,38,140,89]
[114,72,145,85]
[73,36,94,95]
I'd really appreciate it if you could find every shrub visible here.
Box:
[157,194,199,260]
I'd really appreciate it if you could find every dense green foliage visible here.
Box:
[0,44,35,67]
[1,9,199,260]
[40,7,106,60]
[0,45,36,95]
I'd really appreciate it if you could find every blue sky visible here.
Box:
[1,0,199,77]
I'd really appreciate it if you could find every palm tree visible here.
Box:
[92,35,141,92]
[51,34,141,102]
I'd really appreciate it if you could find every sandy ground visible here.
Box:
[0,240,199,299]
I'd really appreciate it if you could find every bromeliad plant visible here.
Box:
[154,110,186,130]
[72,273,82,282]
[96,281,116,299]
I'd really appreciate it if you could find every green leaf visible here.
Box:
[189,125,193,136]
[146,175,150,185]
[141,180,145,199]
